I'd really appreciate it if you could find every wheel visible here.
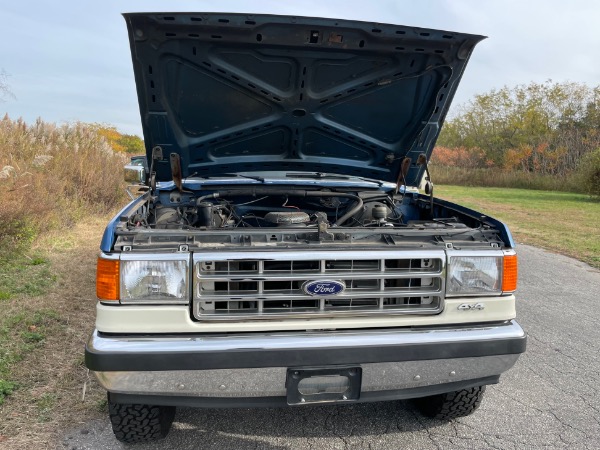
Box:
[414,386,486,420]
[108,398,176,444]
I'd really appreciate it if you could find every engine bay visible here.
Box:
[113,183,508,252]
[138,188,407,230]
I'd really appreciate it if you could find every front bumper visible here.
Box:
[86,320,526,407]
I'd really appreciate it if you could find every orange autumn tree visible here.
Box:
[431,146,491,169]
[90,124,144,154]
[436,81,600,181]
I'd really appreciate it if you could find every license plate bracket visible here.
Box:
[286,366,362,405]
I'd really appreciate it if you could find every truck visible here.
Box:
[85,13,527,444]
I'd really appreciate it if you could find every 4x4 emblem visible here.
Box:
[457,303,485,311]
[302,280,346,296]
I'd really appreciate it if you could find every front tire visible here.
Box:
[414,386,486,420]
[108,399,176,444]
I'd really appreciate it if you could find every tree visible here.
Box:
[0,69,15,102]
[89,123,144,154]
[93,125,126,152]
[118,133,145,154]
[438,80,600,176]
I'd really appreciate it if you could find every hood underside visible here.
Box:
[124,13,484,185]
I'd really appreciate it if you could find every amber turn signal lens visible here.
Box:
[502,254,518,293]
[96,257,119,301]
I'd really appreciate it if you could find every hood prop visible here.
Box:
[148,146,163,192]
[170,153,183,193]
[417,153,434,218]
[395,157,412,195]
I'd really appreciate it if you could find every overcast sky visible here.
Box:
[1,0,599,136]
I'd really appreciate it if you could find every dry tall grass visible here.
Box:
[429,166,585,193]
[0,115,127,254]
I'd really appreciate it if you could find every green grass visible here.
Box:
[0,309,61,405]
[0,380,16,404]
[0,230,61,404]
[0,255,56,300]
[436,185,600,269]
[37,392,58,422]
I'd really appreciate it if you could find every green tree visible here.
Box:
[88,124,144,154]
[118,133,145,154]
[439,81,600,176]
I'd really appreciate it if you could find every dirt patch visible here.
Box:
[0,215,109,449]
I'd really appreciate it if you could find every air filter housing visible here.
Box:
[264,211,310,226]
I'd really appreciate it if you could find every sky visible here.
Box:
[1,0,599,137]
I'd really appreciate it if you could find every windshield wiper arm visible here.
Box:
[287,172,383,186]
[288,172,349,179]
[208,173,266,182]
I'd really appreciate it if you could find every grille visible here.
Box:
[192,251,445,321]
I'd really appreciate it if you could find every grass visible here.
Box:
[0,116,129,447]
[430,166,585,193]
[0,215,111,448]
[0,116,127,261]
[0,309,62,405]
[435,185,600,269]
[0,255,56,300]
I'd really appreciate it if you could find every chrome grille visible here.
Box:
[192,251,445,321]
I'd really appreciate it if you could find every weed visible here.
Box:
[96,397,108,412]
[430,166,585,193]
[0,308,62,404]
[579,149,600,197]
[0,115,127,261]
[21,331,45,343]
[0,255,57,299]
[0,380,16,405]
[37,393,57,422]
[73,354,86,367]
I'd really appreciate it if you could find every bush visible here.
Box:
[0,115,127,258]
[578,149,600,198]
[429,166,583,193]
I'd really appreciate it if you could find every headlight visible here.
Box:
[120,259,189,303]
[447,256,502,296]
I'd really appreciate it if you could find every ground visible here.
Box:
[1,211,599,449]
[0,217,107,449]
[59,245,600,450]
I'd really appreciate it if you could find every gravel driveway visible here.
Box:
[62,245,600,449]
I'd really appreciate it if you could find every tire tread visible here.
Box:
[415,386,486,420]
[108,400,175,444]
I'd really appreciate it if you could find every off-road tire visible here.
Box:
[108,400,176,444]
[414,386,486,420]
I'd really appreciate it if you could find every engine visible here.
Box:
[134,188,403,230]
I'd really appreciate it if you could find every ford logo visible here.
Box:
[302,280,346,296]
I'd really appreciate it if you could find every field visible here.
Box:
[435,185,600,269]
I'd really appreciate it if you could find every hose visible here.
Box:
[196,189,363,226]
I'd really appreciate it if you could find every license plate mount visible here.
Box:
[286,366,362,405]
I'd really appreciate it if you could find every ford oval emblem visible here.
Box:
[302,280,346,296]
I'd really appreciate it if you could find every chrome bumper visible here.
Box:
[87,320,526,405]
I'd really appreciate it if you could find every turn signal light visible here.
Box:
[502,254,518,293]
[96,257,119,301]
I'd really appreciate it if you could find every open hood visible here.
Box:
[124,13,484,185]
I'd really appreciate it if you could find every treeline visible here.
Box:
[91,124,144,154]
[0,116,129,257]
[432,81,600,196]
